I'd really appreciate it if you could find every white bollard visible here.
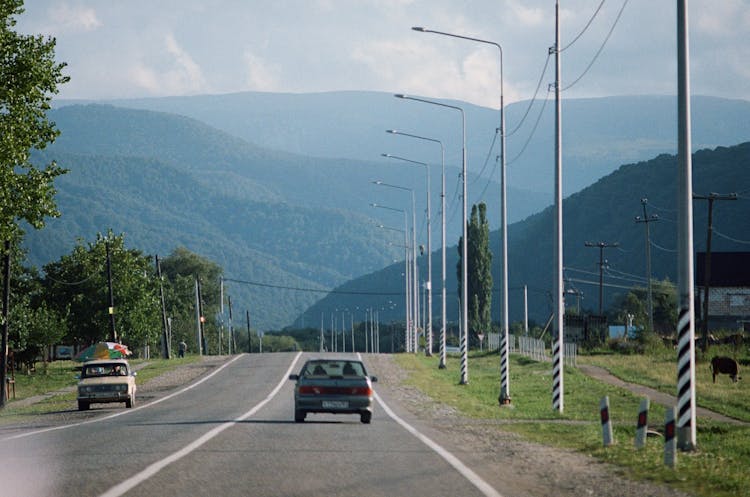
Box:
[600,396,613,446]
[664,406,677,468]
[635,397,650,449]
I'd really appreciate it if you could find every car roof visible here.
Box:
[82,359,130,366]
[306,358,363,364]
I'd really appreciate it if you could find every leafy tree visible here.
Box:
[457,203,493,344]
[611,278,677,341]
[0,0,69,407]
[43,232,161,348]
[160,247,223,353]
[0,0,69,238]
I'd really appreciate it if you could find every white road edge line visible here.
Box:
[362,354,504,497]
[98,351,303,497]
[1,354,247,442]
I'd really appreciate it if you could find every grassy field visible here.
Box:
[394,348,750,497]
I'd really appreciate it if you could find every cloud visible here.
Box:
[48,3,101,33]
[243,50,280,91]
[128,34,208,96]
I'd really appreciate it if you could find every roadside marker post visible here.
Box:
[664,406,677,468]
[635,397,650,449]
[600,396,613,446]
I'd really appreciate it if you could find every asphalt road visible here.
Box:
[0,353,504,497]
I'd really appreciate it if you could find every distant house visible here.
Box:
[696,252,750,331]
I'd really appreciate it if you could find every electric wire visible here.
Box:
[713,228,750,245]
[506,53,551,137]
[560,0,607,52]
[44,271,100,286]
[469,128,498,186]
[222,277,404,296]
[650,239,677,253]
[508,88,551,165]
[563,0,629,92]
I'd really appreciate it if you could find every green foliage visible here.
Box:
[0,0,69,237]
[42,231,161,347]
[457,202,493,343]
[159,247,223,352]
[610,278,678,336]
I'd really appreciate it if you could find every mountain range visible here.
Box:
[22,91,750,329]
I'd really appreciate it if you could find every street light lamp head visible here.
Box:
[394,94,406,99]
[386,129,397,134]
[412,26,427,32]
[372,180,383,185]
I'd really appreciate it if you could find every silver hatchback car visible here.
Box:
[289,359,377,424]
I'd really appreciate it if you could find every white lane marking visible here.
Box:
[1,354,247,442]
[98,351,303,497]
[362,354,504,497]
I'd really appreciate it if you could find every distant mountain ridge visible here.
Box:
[58,92,750,197]
[25,92,750,330]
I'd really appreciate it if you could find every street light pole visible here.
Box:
[374,181,418,352]
[372,203,411,352]
[395,93,468,384]
[382,152,433,357]
[412,26,507,394]
[387,130,447,368]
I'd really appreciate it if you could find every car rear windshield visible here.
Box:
[82,363,128,377]
[301,360,366,378]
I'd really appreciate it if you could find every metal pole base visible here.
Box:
[498,387,512,406]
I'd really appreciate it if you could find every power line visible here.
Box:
[560,0,607,52]
[508,89,551,165]
[563,0,630,91]
[713,228,750,245]
[470,128,499,186]
[222,277,403,296]
[650,239,677,253]
[507,53,551,137]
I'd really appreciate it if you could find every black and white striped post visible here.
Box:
[676,0,697,451]
[551,0,565,415]
[459,317,468,384]
[498,332,510,405]
[635,397,650,449]
[600,396,613,447]
[664,406,677,468]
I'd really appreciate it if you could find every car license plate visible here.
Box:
[322,400,348,408]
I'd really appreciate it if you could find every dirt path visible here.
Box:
[578,364,748,426]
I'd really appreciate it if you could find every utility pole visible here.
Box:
[585,241,620,316]
[635,198,659,332]
[693,192,737,351]
[1,241,11,408]
[251,309,258,354]
[156,255,170,359]
[106,240,117,342]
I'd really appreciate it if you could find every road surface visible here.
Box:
[0,353,505,497]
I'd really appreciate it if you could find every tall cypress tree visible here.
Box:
[457,202,493,344]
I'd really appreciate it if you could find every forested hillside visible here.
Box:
[297,141,750,329]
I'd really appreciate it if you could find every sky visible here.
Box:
[16,0,750,109]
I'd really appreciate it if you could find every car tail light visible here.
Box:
[298,386,373,396]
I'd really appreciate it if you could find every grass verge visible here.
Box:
[0,355,202,423]
[394,351,750,497]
